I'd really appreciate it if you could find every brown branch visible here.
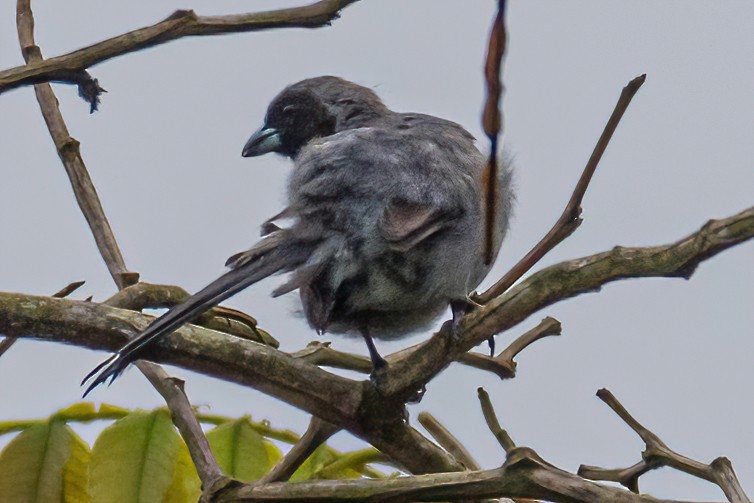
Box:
[478,388,515,453]
[259,416,341,483]
[216,445,683,503]
[1,205,752,480]
[0,280,84,358]
[104,282,279,347]
[460,317,561,380]
[381,204,754,401]
[15,0,225,488]
[290,341,373,373]
[418,412,480,470]
[579,389,751,503]
[16,2,136,289]
[477,74,646,303]
[1,0,361,102]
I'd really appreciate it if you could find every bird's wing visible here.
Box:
[379,199,452,251]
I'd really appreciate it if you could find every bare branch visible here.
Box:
[291,341,373,373]
[1,205,752,478]
[216,447,680,503]
[0,280,84,357]
[16,1,135,289]
[15,0,224,486]
[460,317,561,379]
[579,389,751,503]
[477,74,646,303]
[381,204,754,401]
[418,412,480,470]
[104,282,279,347]
[1,1,361,101]
[259,416,341,483]
[477,388,515,453]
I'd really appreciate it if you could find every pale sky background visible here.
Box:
[1,1,753,500]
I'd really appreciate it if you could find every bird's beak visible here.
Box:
[242,126,282,157]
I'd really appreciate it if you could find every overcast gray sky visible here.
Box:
[1,1,753,499]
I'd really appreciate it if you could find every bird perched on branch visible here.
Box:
[83,76,513,395]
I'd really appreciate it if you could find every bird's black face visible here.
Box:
[242,89,336,158]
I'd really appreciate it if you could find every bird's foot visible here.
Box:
[368,357,389,392]
[448,298,478,339]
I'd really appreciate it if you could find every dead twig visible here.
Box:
[259,416,341,483]
[477,74,646,303]
[16,0,222,490]
[2,0,361,106]
[461,317,561,380]
[579,389,750,503]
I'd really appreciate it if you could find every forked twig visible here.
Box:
[16,0,222,491]
[258,416,341,483]
[478,74,646,303]
[579,388,750,502]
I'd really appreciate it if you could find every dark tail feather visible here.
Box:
[82,241,307,396]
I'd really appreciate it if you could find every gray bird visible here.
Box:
[83,76,513,394]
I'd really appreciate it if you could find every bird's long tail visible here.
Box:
[82,235,308,396]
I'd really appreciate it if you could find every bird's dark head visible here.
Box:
[242,76,389,159]
[242,88,336,158]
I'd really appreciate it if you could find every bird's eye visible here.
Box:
[283,105,297,114]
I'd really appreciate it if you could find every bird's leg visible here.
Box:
[360,326,387,384]
[449,299,476,336]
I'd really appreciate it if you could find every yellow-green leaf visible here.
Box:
[164,441,201,503]
[0,420,77,502]
[90,409,181,503]
[62,430,91,503]
[54,402,97,421]
[207,418,281,482]
[289,445,337,482]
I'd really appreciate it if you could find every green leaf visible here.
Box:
[0,420,77,502]
[207,418,281,481]
[289,444,337,482]
[89,409,182,503]
[62,430,91,503]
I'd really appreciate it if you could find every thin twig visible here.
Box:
[15,0,222,490]
[418,412,480,470]
[460,317,561,380]
[259,416,341,483]
[477,74,647,303]
[290,341,373,373]
[579,389,751,503]
[16,4,135,289]
[1,0,361,104]
[477,388,515,454]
